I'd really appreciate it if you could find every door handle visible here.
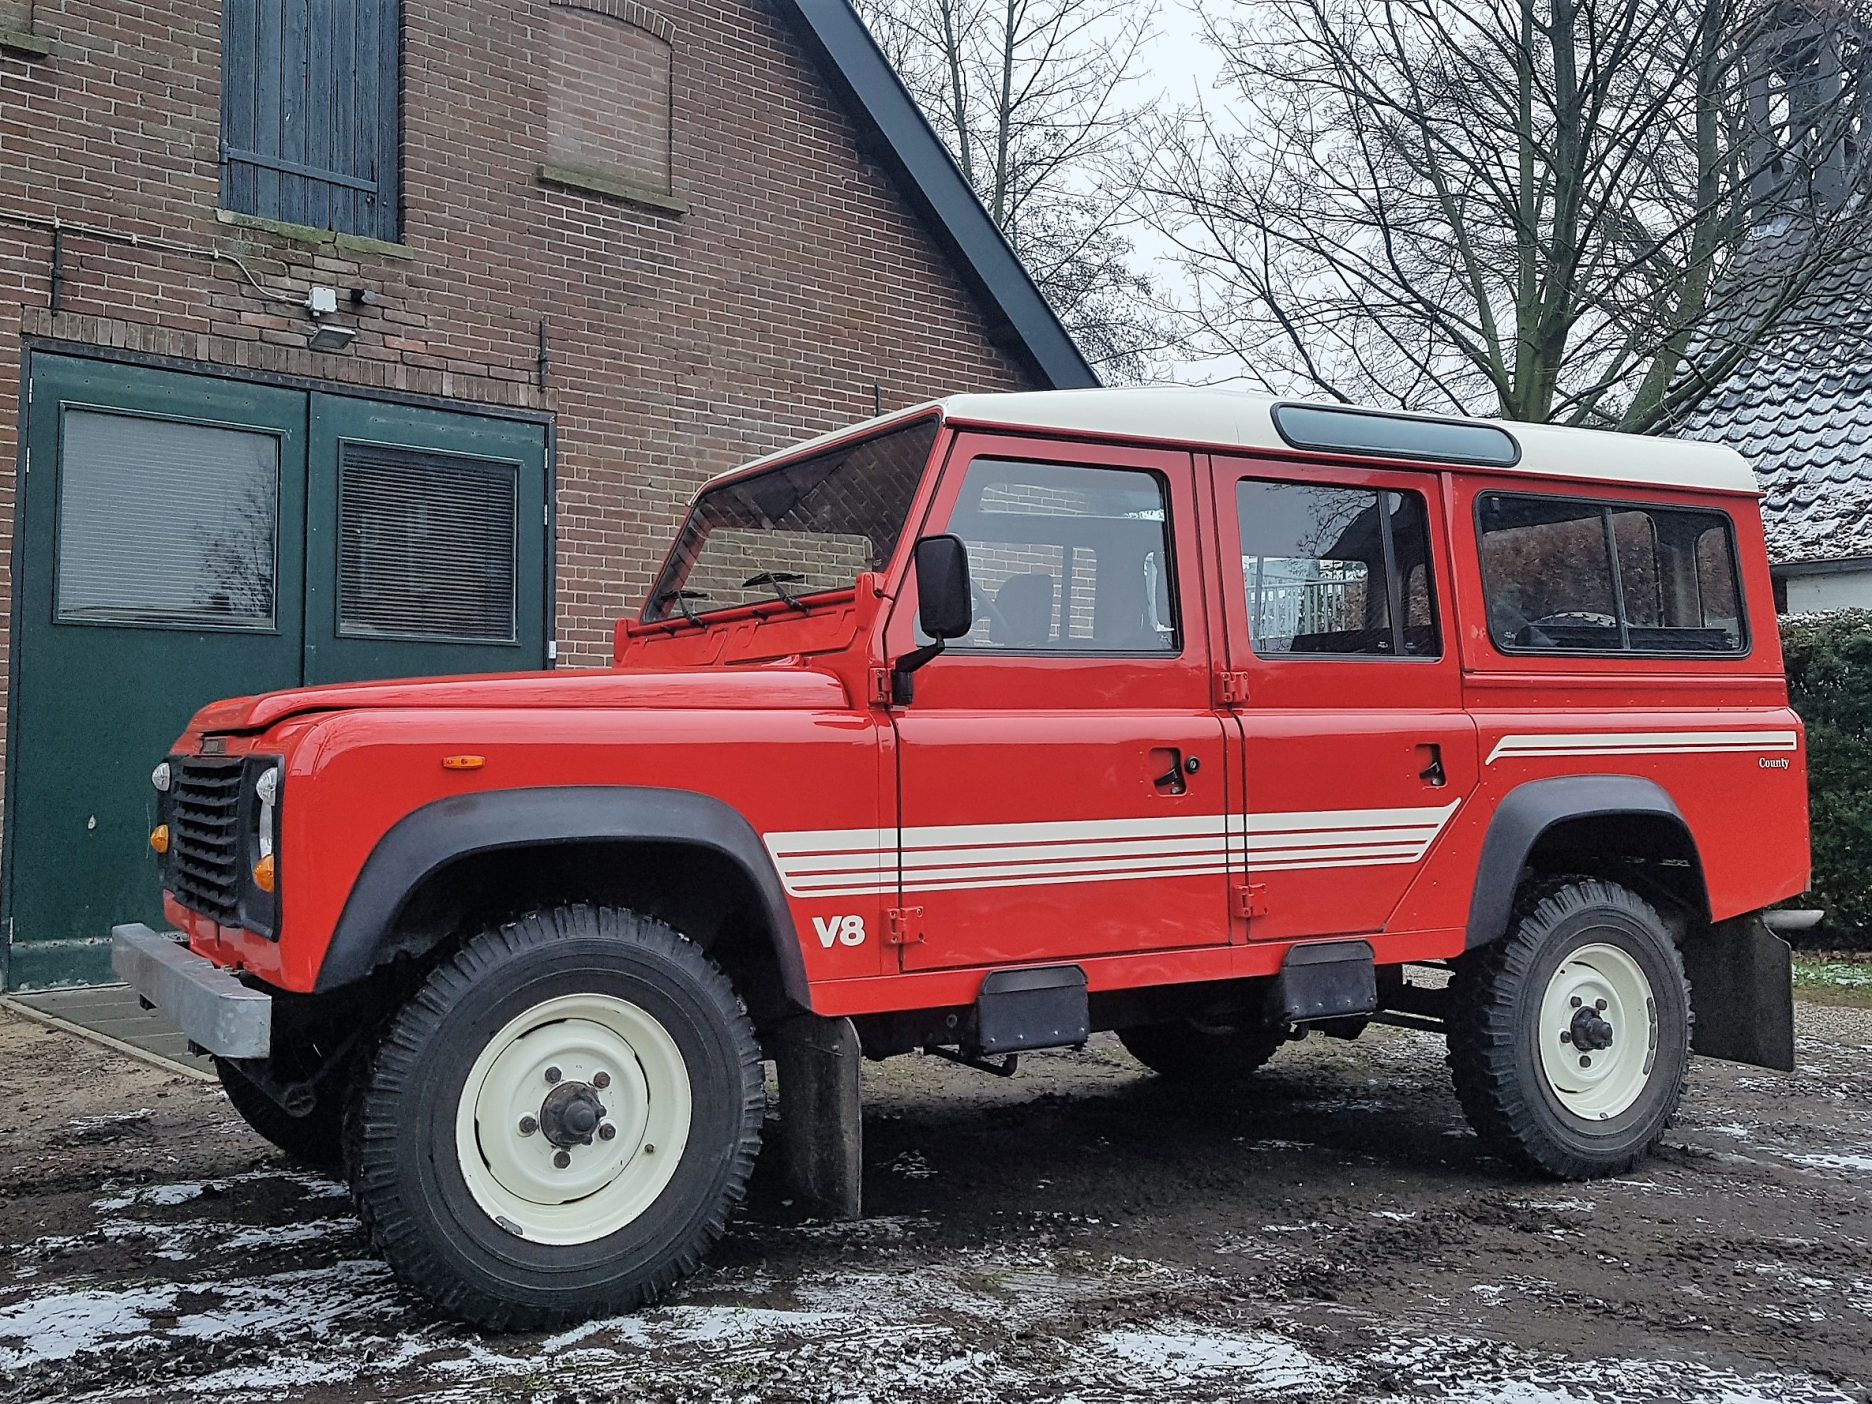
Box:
[1151,747,1188,795]
[1417,743,1447,788]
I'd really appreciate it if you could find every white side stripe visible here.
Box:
[762,800,1462,898]
[1488,730,1799,764]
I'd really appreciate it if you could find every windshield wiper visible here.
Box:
[742,571,812,613]
[657,589,710,625]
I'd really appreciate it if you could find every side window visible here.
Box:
[945,459,1178,654]
[219,1,402,242]
[1238,479,1440,658]
[1478,494,1746,653]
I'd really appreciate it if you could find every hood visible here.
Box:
[190,666,851,734]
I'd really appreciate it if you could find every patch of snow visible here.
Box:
[887,1149,936,1179]
[1786,1152,1872,1174]
[1095,1323,1347,1392]
[0,1284,177,1367]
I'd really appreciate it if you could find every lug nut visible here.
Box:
[553,1150,571,1169]
[643,1143,655,1155]
[1595,999,1607,1011]
[544,1066,562,1085]
[598,1123,617,1141]
[1560,1031,1573,1045]
[518,1116,538,1136]
[1579,1056,1592,1069]
[1570,996,1582,1008]
[592,1071,611,1089]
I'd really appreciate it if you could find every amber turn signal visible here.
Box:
[149,824,170,855]
[441,755,486,771]
[252,853,277,893]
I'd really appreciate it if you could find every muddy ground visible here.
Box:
[1,999,1868,1404]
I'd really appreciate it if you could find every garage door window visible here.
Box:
[338,444,519,642]
[56,410,279,630]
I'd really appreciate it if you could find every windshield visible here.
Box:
[644,418,939,622]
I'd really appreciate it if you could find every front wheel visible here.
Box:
[348,905,764,1329]
[1448,876,1691,1179]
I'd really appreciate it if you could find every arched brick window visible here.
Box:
[543,0,677,206]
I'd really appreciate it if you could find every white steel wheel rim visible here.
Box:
[454,993,692,1246]
[1536,942,1657,1122]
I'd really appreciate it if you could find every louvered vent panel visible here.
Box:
[338,445,518,643]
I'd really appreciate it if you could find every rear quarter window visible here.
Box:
[1477,493,1746,655]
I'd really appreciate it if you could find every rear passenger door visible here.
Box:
[886,434,1232,971]
[1214,458,1477,943]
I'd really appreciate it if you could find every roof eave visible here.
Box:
[773,0,1100,392]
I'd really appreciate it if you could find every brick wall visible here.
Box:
[0,0,1033,800]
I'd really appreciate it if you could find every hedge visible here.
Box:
[1780,610,1872,952]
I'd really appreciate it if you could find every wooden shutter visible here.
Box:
[220,0,401,242]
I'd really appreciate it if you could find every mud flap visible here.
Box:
[1683,913,1795,1072]
[772,1013,863,1219]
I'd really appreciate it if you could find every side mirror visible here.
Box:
[892,535,973,705]
[914,534,973,641]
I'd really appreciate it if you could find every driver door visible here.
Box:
[885,433,1234,972]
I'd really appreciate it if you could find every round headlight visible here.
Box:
[151,762,172,793]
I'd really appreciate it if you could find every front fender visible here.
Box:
[316,785,808,1004]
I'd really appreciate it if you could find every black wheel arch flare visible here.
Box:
[1466,775,1705,950]
[315,786,809,1004]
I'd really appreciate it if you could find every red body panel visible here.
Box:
[161,418,1811,1016]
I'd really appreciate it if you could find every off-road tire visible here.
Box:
[1118,1017,1288,1083]
[347,904,764,1330]
[1448,876,1692,1180]
[215,1057,346,1173]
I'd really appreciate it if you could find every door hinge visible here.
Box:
[886,905,925,945]
[1232,882,1268,919]
[868,666,894,707]
[1216,670,1251,705]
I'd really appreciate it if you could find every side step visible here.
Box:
[1267,940,1377,1024]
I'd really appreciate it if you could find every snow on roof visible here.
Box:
[712,388,1759,497]
[1677,242,1872,567]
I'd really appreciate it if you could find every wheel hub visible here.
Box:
[453,993,693,1246]
[1568,1006,1615,1052]
[538,1081,608,1147]
[1536,942,1658,1122]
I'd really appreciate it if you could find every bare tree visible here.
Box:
[1142,0,1872,430]
[857,0,1170,380]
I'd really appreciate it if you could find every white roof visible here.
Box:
[711,388,1760,496]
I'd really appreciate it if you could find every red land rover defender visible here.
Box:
[115,389,1809,1328]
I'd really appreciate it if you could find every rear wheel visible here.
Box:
[215,1057,346,1173]
[1448,876,1691,1179]
[1118,1016,1288,1083]
[348,905,764,1329]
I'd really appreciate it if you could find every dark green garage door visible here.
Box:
[5,355,549,989]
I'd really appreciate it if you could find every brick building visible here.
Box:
[0,0,1092,988]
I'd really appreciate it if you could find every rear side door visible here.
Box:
[1213,456,1477,943]
[883,433,1232,971]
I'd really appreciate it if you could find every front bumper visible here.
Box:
[110,923,272,1059]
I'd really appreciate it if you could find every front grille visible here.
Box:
[169,757,243,925]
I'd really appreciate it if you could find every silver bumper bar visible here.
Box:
[110,923,272,1059]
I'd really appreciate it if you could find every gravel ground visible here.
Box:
[1,999,1868,1403]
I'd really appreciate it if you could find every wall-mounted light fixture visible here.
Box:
[306,323,359,352]
[303,284,355,351]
